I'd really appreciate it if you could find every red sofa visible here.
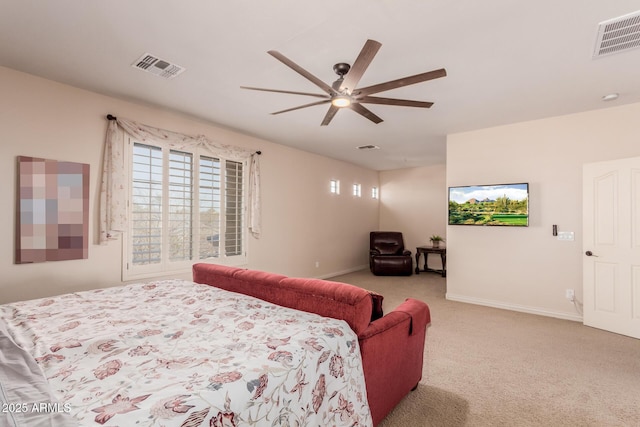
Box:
[192,263,431,426]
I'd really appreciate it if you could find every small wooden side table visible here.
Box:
[415,245,446,277]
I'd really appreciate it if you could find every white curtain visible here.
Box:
[99,117,261,244]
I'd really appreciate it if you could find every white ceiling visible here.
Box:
[2,0,640,170]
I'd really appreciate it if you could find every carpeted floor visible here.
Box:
[330,269,640,427]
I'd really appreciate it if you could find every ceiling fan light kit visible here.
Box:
[331,95,352,108]
[242,39,446,126]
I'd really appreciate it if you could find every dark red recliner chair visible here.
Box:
[369,231,413,276]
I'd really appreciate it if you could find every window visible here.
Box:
[353,183,361,197]
[372,187,379,199]
[127,141,246,279]
[330,179,340,194]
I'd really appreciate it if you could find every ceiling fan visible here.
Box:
[241,39,446,126]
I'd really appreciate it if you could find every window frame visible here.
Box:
[330,179,340,195]
[122,137,248,281]
[353,183,362,197]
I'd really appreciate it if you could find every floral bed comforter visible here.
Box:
[0,280,372,426]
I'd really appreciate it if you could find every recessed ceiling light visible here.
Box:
[602,93,619,102]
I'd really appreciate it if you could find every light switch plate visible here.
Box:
[557,231,575,241]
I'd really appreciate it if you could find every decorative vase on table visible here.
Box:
[429,235,444,248]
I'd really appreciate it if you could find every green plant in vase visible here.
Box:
[430,235,445,248]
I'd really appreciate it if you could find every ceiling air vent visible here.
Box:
[357,144,380,150]
[593,10,640,58]
[132,53,186,79]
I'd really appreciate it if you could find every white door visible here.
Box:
[583,156,640,339]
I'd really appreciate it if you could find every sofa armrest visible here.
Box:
[359,299,430,339]
[358,298,430,426]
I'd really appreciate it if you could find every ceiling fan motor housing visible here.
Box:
[333,62,351,77]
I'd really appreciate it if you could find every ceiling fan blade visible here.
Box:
[340,39,382,94]
[268,50,337,96]
[349,103,383,124]
[355,68,447,96]
[321,105,339,126]
[271,99,331,115]
[358,96,434,108]
[241,86,330,99]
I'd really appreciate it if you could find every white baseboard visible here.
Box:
[446,293,583,322]
[317,265,368,280]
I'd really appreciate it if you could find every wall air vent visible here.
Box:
[132,53,186,79]
[357,144,380,150]
[593,10,640,58]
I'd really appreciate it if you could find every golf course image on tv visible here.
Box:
[448,183,529,226]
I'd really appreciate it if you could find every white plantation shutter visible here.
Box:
[131,144,162,266]
[225,161,243,256]
[198,156,221,259]
[168,150,193,261]
[126,141,246,279]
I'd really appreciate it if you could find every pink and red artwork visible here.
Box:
[16,156,89,263]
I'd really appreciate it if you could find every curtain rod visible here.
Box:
[105,114,261,155]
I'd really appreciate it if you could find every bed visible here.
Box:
[0,279,372,426]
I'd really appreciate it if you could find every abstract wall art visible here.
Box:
[16,156,90,263]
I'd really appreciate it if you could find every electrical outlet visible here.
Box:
[565,289,575,301]
[315,261,320,268]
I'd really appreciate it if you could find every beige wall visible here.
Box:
[0,66,379,304]
[446,102,640,320]
[379,164,447,269]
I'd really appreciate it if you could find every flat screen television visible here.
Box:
[448,183,529,226]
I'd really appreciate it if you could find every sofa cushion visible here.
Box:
[277,277,373,335]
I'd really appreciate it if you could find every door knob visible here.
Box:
[585,251,598,257]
